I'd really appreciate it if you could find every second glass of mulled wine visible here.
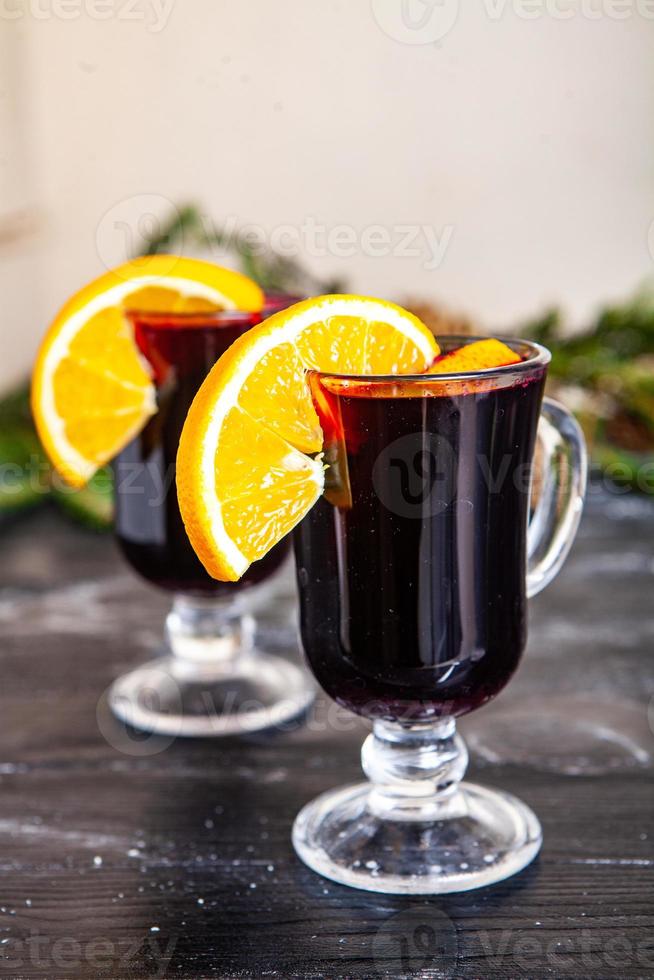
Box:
[108,307,314,737]
[292,337,587,893]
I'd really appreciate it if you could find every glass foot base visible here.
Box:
[108,650,314,737]
[293,780,542,894]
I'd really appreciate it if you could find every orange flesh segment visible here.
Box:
[237,342,322,454]
[215,407,321,562]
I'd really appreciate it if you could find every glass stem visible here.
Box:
[361,718,469,822]
[165,594,255,675]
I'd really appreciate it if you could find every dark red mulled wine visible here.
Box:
[113,310,288,595]
[294,346,546,722]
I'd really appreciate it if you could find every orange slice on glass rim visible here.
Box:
[176,295,439,581]
[429,338,520,374]
[31,256,263,487]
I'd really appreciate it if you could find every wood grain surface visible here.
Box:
[0,486,652,979]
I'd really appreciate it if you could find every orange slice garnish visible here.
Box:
[429,338,520,374]
[176,295,439,580]
[31,256,263,487]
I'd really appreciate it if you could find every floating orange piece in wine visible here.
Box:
[429,338,521,374]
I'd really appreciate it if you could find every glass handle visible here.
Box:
[527,397,588,598]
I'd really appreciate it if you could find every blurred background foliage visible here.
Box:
[521,290,654,492]
[2,203,654,531]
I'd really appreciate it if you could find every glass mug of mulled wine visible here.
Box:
[292,337,587,893]
[109,305,314,737]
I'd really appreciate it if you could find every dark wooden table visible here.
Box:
[0,485,652,979]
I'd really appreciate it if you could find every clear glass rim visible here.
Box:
[314,336,550,383]
[124,308,262,328]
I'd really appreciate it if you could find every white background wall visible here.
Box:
[2,0,654,389]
